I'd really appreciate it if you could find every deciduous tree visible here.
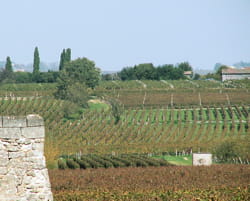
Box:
[55,57,101,104]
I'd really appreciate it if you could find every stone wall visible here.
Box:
[0,115,53,201]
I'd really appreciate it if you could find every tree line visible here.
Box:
[1,46,195,84]
[116,62,193,81]
[0,47,72,83]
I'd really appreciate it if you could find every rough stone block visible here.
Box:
[27,114,44,127]
[5,143,19,152]
[21,126,45,139]
[0,167,7,175]
[0,150,8,158]
[0,128,21,139]
[2,116,26,128]
[8,151,25,159]
[32,142,44,153]
[0,115,53,201]
[0,157,8,167]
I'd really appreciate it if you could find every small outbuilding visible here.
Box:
[192,153,212,166]
[184,71,193,79]
[222,67,250,81]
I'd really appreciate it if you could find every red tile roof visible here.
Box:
[222,67,250,74]
[184,71,192,75]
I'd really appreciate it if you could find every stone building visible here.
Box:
[222,67,250,81]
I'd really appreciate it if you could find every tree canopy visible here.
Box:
[55,57,101,102]
[118,62,191,80]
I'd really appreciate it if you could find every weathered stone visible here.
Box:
[21,126,45,139]
[32,142,44,153]
[27,114,44,127]
[2,116,26,128]
[5,143,19,152]
[21,143,33,152]
[8,151,25,159]
[0,127,21,139]
[17,137,31,145]
[0,150,8,158]
[0,141,4,149]
[0,115,53,200]
[0,167,7,175]
[0,158,8,167]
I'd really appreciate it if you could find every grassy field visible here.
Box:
[154,155,193,165]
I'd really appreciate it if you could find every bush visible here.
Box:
[134,159,148,167]
[75,159,91,169]
[81,156,104,168]
[58,158,68,169]
[66,159,80,169]
[112,156,135,167]
[89,155,114,168]
[214,141,239,163]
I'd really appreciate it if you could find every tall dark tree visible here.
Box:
[5,56,13,73]
[59,48,71,71]
[65,48,71,62]
[59,49,66,71]
[33,47,40,74]
[0,56,15,83]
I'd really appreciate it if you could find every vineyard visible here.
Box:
[50,165,250,201]
[1,80,250,108]
[0,80,250,200]
[0,95,249,166]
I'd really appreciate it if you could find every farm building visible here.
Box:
[184,71,192,78]
[222,67,250,81]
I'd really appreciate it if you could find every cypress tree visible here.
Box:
[59,49,66,71]
[33,47,40,74]
[5,56,13,73]
[65,48,71,62]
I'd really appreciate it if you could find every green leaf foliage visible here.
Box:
[33,47,40,75]
[5,56,13,73]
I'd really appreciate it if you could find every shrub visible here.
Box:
[58,158,68,169]
[75,159,91,169]
[66,159,80,169]
[81,156,104,168]
[214,141,239,163]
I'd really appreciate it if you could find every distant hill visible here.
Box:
[233,61,250,68]
[193,69,214,75]
[0,61,59,72]
[101,71,118,75]
[0,61,5,69]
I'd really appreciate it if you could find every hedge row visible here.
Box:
[58,154,172,169]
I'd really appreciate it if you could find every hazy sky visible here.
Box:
[0,0,249,71]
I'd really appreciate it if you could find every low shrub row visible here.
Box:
[57,154,172,169]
